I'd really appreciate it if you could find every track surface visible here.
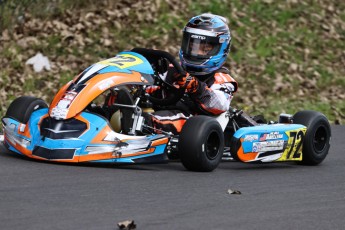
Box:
[0,125,344,230]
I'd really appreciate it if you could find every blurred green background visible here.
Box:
[0,0,344,126]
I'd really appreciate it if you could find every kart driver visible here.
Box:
[147,13,238,134]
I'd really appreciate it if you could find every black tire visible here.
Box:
[5,96,48,123]
[179,115,224,172]
[293,110,331,165]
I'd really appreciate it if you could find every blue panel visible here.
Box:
[233,124,305,139]
[36,112,109,156]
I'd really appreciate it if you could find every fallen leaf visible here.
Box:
[1,29,10,41]
[227,189,242,195]
[117,220,136,230]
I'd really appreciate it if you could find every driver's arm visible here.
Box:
[177,72,237,115]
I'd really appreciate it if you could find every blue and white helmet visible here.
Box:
[179,13,231,76]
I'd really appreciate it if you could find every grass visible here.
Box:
[0,0,344,125]
[0,0,96,29]
[254,36,276,58]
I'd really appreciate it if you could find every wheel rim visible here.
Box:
[313,125,328,153]
[205,131,220,160]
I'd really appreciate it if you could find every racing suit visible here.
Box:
[149,66,238,134]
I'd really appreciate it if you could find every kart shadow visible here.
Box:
[1,144,303,172]
[218,160,300,171]
[0,145,186,171]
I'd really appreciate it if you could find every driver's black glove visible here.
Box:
[174,73,199,94]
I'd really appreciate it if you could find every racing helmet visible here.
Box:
[179,13,231,76]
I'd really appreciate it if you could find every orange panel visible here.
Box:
[236,139,259,162]
[151,138,169,146]
[65,71,144,119]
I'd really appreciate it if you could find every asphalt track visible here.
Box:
[0,125,344,230]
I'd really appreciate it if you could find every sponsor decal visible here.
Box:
[191,34,206,40]
[50,91,77,120]
[57,99,71,109]
[51,107,68,120]
[63,91,77,101]
[260,132,283,141]
[252,140,284,152]
[244,134,259,142]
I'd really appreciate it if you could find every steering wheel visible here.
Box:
[131,48,186,106]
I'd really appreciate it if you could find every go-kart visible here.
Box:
[1,48,331,172]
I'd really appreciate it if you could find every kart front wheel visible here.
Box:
[293,110,331,165]
[179,115,224,172]
[5,96,48,123]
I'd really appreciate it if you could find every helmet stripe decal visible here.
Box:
[185,27,219,37]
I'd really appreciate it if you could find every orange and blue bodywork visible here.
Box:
[2,51,170,163]
[2,110,169,163]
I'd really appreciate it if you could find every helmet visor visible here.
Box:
[181,31,221,63]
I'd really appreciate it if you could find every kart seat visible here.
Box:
[110,110,122,133]
[109,88,134,134]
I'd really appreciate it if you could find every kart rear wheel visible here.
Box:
[5,96,48,123]
[293,110,331,165]
[179,115,224,172]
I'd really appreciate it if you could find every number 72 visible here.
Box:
[287,130,304,159]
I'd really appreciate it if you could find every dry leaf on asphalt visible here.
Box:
[227,189,242,195]
[117,220,136,230]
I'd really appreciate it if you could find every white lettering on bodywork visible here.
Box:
[252,140,284,152]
